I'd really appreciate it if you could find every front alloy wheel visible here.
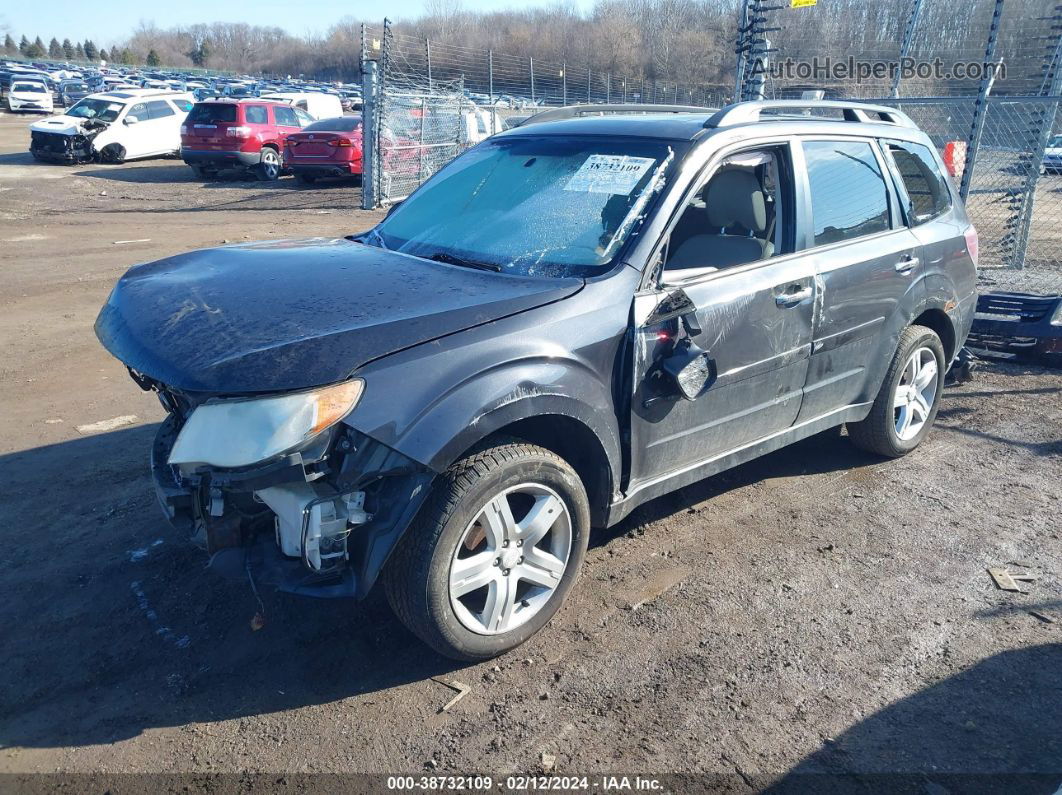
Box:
[449,484,572,635]
[385,441,590,661]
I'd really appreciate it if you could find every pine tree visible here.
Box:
[120,49,133,65]
[49,37,61,58]
[98,48,108,62]
[83,39,98,60]
[27,37,46,58]
[3,35,15,55]
[62,38,74,59]
[19,35,30,55]
[75,42,85,60]
[146,49,160,67]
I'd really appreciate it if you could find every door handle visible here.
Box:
[895,255,920,273]
[775,286,812,307]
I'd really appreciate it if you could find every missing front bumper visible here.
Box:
[150,414,434,599]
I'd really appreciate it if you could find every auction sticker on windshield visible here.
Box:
[565,155,656,194]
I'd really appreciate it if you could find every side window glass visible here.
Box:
[172,99,193,112]
[274,105,299,127]
[803,140,890,246]
[145,100,174,120]
[886,140,952,225]
[665,148,791,272]
[127,103,146,121]
[245,105,268,125]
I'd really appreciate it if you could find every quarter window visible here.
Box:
[886,140,952,224]
[803,140,890,246]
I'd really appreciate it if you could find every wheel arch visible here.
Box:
[470,414,614,528]
[911,307,957,363]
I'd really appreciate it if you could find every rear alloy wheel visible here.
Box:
[385,441,590,661]
[255,148,281,181]
[848,325,945,458]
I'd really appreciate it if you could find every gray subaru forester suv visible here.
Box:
[96,100,978,660]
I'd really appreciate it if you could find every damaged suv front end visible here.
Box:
[146,377,434,598]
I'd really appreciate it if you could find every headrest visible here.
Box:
[704,169,766,232]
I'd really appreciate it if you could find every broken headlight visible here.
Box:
[168,380,364,468]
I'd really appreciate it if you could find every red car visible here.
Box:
[284,116,363,184]
[181,98,314,180]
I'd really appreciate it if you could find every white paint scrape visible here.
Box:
[76,415,138,434]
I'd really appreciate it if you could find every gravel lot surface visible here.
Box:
[0,110,1059,789]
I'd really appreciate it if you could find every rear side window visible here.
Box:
[144,100,175,120]
[886,140,951,225]
[187,103,237,124]
[303,117,361,132]
[244,105,268,125]
[171,98,193,112]
[803,140,891,246]
[274,105,299,127]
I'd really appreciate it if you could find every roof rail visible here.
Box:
[517,103,714,127]
[705,100,917,129]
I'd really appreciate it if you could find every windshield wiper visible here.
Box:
[428,252,502,272]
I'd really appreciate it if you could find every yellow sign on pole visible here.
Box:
[791,0,817,7]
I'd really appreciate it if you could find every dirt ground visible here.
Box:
[0,109,1060,789]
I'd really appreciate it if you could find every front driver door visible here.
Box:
[627,142,816,491]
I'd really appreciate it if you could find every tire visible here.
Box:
[191,165,218,180]
[99,144,126,164]
[255,147,281,181]
[848,325,946,458]
[295,172,317,185]
[384,441,590,661]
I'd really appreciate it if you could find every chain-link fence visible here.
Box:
[361,3,1062,298]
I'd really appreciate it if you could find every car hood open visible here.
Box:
[96,238,582,393]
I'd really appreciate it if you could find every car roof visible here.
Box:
[90,90,191,102]
[502,102,932,146]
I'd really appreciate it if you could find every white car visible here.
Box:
[7,80,54,113]
[259,92,342,120]
[29,89,193,164]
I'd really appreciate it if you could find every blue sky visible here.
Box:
[2,0,592,48]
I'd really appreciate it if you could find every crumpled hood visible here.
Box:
[30,114,93,135]
[95,238,582,393]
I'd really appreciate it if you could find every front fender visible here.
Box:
[353,357,622,479]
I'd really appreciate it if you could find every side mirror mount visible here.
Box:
[660,339,714,400]
[124,115,139,125]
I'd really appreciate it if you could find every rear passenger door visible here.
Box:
[141,100,178,156]
[793,138,924,422]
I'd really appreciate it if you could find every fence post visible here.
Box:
[891,0,924,98]
[587,66,592,102]
[734,0,751,99]
[1009,21,1062,270]
[530,57,535,104]
[360,23,367,70]
[425,38,432,90]
[959,0,1006,201]
[606,73,611,104]
[360,59,379,210]
[562,62,567,105]
[488,50,494,104]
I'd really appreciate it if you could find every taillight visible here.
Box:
[329,138,353,147]
[964,225,979,267]
[225,126,252,138]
